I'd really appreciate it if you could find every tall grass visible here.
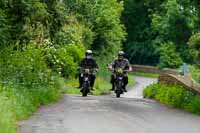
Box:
[0,81,63,133]
[0,46,64,133]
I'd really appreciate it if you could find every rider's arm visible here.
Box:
[125,59,132,72]
[108,60,115,71]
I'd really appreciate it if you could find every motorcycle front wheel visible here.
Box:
[115,82,122,98]
[81,82,89,97]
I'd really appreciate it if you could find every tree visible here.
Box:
[159,42,183,68]
[151,0,195,63]
[64,0,126,56]
[188,32,200,68]
[122,0,159,65]
[0,9,10,46]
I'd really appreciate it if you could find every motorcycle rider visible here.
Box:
[78,50,99,90]
[108,51,132,92]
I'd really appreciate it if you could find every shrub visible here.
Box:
[158,42,183,69]
[188,32,200,68]
[0,45,52,88]
[0,45,64,133]
[45,44,85,78]
[189,65,200,84]
[143,83,200,115]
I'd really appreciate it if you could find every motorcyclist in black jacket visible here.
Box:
[78,50,99,90]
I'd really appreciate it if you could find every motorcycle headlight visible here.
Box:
[117,69,123,74]
[85,69,90,74]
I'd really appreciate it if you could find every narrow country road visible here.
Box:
[19,76,200,133]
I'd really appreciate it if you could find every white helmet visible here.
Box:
[118,51,125,56]
[86,50,93,55]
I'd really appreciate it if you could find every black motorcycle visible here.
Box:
[114,68,125,98]
[80,68,92,97]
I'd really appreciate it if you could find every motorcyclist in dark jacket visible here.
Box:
[108,51,132,92]
[78,50,99,90]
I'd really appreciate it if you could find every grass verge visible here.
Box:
[0,76,66,133]
[143,83,200,115]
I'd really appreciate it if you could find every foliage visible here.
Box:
[0,45,52,87]
[122,0,159,65]
[0,1,125,133]
[158,42,183,68]
[0,46,64,133]
[45,44,85,78]
[143,83,200,115]
[151,0,195,63]
[122,0,199,66]
[188,32,200,68]
[64,0,126,56]
[189,65,200,84]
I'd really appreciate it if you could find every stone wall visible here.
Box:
[132,65,179,75]
[158,73,200,94]
[131,65,200,94]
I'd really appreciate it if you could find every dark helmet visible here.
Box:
[118,51,125,56]
[85,50,93,55]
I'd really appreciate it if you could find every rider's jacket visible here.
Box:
[111,58,131,72]
[79,58,99,70]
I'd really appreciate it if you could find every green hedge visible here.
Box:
[45,44,85,78]
[0,46,64,133]
[143,83,200,115]
[190,65,200,84]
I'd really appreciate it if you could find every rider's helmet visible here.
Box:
[86,50,93,59]
[118,51,125,57]
[86,50,93,55]
[118,51,125,61]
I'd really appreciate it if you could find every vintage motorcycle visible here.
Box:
[80,68,92,97]
[114,68,125,98]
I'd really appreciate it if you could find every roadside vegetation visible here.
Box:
[143,83,200,115]
[0,0,125,133]
[124,0,200,115]
[123,0,200,83]
[1,0,200,132]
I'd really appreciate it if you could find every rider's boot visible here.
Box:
[123,85,127,92]
[110,83,115,91]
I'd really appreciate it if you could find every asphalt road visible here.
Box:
[19,76,200,133]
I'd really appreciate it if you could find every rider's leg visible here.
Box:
[78,73,83,88]
[123,75,128,92]
[90,74,95,90]
[110,74,115,91]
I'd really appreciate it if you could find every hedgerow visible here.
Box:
[143,83,200,115]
